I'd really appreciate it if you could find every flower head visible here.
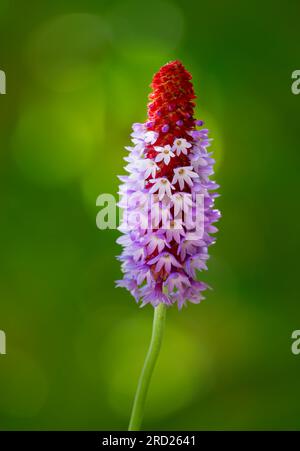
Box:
[172,138,192,156]
[116,60,220,308]
[154,145,175,165]
[149,177,174,200]
[172,166,198,190]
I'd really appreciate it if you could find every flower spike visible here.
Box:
[116,60,220,309]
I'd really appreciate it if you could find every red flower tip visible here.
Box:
[145,61,197,181]
[147,60,196,144]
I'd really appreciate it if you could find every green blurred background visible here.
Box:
[0,0,299,430]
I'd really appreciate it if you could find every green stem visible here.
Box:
[128,303,167,431]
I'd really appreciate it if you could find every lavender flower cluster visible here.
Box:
[116,123,220,309]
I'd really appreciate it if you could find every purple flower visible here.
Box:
[116,61,220,308]
[148,252,182,274]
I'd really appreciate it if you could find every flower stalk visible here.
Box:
[128,303,167,431]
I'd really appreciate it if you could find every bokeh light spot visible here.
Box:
[26,14,112,92]
[0,349,48,419]
[103,316,213,420]
[12,100,97,186]
[107,0,184,55]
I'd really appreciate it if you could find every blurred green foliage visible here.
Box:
[0,0,300,430]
